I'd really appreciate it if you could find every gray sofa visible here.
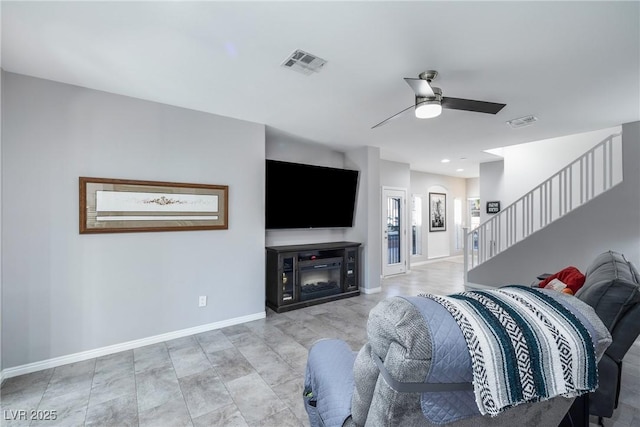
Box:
[304,287,612,427]
[574,251,640,419]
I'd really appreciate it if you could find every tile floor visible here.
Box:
[1,257,638,426]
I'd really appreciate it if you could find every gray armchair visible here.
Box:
[574,251,640,420]
[304,287,612,427]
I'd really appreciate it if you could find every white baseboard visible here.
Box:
[410,260,430,267]
[413,255,463,267]
[362,286,382,294]
[1,311,265,380]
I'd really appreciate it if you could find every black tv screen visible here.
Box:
[266,160,359,229]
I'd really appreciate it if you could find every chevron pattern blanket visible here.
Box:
[420,286,598,416]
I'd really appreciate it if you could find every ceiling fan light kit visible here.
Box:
[415,100,442,119]
[415,87,443,119]
[372,70,506,129]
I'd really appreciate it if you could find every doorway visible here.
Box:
[382,187,407,276]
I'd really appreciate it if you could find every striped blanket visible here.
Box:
[420,286,598,416]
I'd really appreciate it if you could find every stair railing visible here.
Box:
[463,133,623,277]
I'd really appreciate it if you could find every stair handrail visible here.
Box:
[463,132,623,279]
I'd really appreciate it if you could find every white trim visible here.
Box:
[1,311,265,380]
[426,255,450,261]
[382,186,408,277]
[412,255,463,267]
[362,286,382,294]
[410,260,431,267]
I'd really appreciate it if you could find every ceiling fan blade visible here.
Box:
[441,97,506,114]
[404,78,434,97]
[371,104,415,129]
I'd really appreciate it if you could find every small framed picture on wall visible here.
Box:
[429,192,446,232]
[486,201,501,214]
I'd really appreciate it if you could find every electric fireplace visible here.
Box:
[265,242,361,312]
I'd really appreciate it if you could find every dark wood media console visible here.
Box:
[265,241,361,313]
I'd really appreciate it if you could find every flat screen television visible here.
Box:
[266,160,359,229]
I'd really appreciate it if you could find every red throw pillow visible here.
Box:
[539,266,586,293]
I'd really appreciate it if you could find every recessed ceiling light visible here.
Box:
[441,159,450,163]
[456,168,464,172]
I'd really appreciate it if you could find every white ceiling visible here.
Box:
[2,1,639,177]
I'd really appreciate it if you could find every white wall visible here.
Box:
[466,177,479,199]
[2,72,266,369]
[469,121,640,286]
[478,160,504,224]
[478,126,622,225]
[410,171,467,262]
[500,126,620,207]
[380,160,410,190]
[480,126,621,224]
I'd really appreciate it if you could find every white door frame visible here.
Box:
[382,187,408,276]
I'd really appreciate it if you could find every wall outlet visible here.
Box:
[198,296,207,307]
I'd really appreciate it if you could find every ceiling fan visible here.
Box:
[372,70,506,129]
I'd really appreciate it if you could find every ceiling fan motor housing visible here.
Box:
[416,87,442,105]
[419,70,438,82]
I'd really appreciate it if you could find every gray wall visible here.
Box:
[0,5,3,377]
[1,72,266,369]
[264,127,347,246]
[345,147,382,291]
[0,63,3,375]
[468,121,640,286]
[264,129,382,291]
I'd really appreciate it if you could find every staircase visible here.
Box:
[463,133,623,280]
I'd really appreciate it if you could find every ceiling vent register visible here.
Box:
[507,115,538,129]
[281,49,327,75]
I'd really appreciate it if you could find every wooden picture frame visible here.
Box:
[429,192,446,232]
[79,177,228,234]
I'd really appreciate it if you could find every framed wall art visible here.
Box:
[486,201,501,214]
[429,192,446,232]
[79,177,228,234]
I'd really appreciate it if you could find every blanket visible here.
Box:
[304,339,356,427]
[420,285,598,417]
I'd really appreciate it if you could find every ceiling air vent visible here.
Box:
[281,49,327,75]
[507,115,538,129]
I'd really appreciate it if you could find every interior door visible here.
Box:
[382,188,407,276]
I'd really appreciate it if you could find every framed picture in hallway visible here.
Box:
[429,192,446,232]
[79,177,228,233]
